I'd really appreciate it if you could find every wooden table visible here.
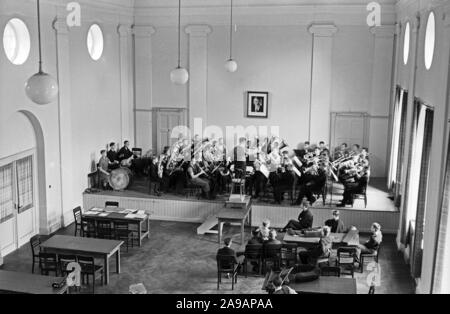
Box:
[283,229,360,248]
[218,196,252,245]
[262,272,357,294]
[0,270,68,294]
[41,235,123,285]
[84,207,150,247]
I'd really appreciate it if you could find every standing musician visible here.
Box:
[118,140,134,162]
[107,143,120,169]
[233,137,247,178]
[149,155,163,196]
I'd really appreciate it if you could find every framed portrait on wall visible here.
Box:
[247,91,269,118]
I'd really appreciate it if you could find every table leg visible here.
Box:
[104,256,109,285]
[218,219,223,246]
[116,249,121,274]
[241,219,245,245]
[138,222,142,247]
[147,216,150,239]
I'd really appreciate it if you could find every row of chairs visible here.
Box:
[30,235,103,294]
[73,205,134,251]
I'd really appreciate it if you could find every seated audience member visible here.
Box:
[257,220,271,241]
[299,226,333,265]
[248,229,263,245]
[357,223,382,257]
[271,276,297,295]
[98,150,111,190]
[217,238,245,266]
[325,210,346,233]
[266,230,282,245]
[281,198,314,232]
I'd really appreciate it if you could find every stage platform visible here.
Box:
[83,178,399,234]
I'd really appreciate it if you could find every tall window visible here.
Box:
[402,100,434,277]
[0,164,14,223]
[16,156,34,213]
[388,87,408,199]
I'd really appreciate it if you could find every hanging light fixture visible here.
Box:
[170,0,189,85]
[224,0,237,73]
[25,0,59,105]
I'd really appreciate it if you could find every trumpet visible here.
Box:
[331,151,356,168]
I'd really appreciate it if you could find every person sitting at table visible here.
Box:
[248,229,263,245]
[257,219,271,241]
[357,222,382,259]
[281,198,313,232]
[266,230,282,245]
[298,226,333,265]
[271,276,297,295]
[325,210,346,233]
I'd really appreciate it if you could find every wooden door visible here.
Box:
[154,109,186,155]
[330,112,369,153]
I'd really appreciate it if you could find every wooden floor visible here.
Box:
[2,221,415,294]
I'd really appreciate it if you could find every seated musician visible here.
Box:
[295,161,326,205]
[271,276,297,295]
[186,158,212,199]
[281,198,314,232]
[325,210,346,233]
[249,159,268,200]
[296,141,310,160]
[337,159,370,207]
[318,141,327,152]
[351,144,361,155]
[148,156,163,196]
[298,226,333,265]
[273,159,295,204]
[118,140,134,165]
[334,143,348,160]
[107,142,120,170]
[98,150,111,190]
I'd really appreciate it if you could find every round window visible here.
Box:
[424,12,435,70]
[3,18,31,65]
[403,22,410,65]
[87,24,104,61]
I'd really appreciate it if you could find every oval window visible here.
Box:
[403,22,410,65]
[87,24,104,61]
[3,18,31,65]
[424,12,435,70]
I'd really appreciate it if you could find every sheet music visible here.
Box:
[84,211,98,216]
[259,164,270,179]
[98,213,110,217]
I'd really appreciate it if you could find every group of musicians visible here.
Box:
[97,137,371,207]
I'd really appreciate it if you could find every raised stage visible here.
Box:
[83,178,399,234]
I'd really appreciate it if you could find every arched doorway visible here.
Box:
[18,110,48,235]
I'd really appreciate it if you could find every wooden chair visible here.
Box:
[73,206,86,237]
[352,178,369,208]
[216,255,239,290]
[360,245,381,273]
[320,266,341,277]
[243,244,263,276]
[263,244,282,273]
[96,221,113,239]
[77,256,104,294]
[281,243,297,268]
[82,218,97,238]
[114,221,134,252]
[336,247,357,278]
[58,254,78,276]
[39,252,58,276]
[30,235,42,274]
[105,201,119,208]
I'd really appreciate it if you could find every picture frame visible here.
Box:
[247,91,269,118]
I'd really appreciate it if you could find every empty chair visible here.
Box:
[77,256,104,294]
[243,244,263,276]
[352,177,369,208]
[216,255,239,290]
[263,244,282,273]
[30,235,42,274]
[114,221,134,252]
[58,254,78,276]
[96,221,113,239]
[281,243,297,268]
[105,201,119,208]
[73,206,86,237]
[336,247,357,278]
[39,252,58,276]
[320,266,341,277]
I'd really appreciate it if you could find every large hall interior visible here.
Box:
[0,0,449,295]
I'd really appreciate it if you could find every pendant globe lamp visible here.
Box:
[25,0,59,105]
[224,0,237,73]
[170,0,189,85]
